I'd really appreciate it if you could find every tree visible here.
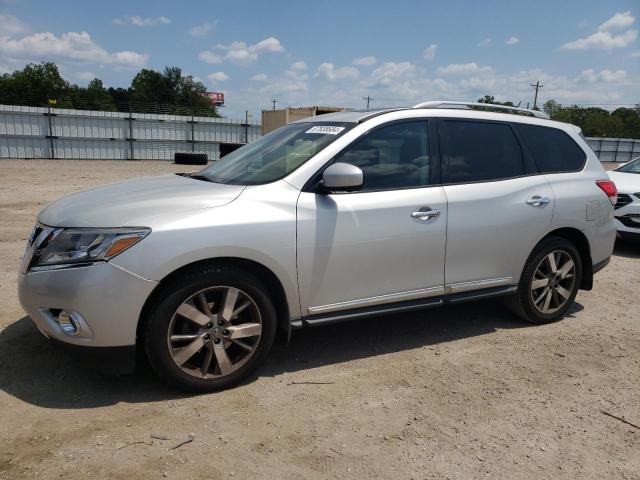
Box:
[130,68,175,111]
[0,61,219,117]
[0,62,72,107]
[70,78,117,111]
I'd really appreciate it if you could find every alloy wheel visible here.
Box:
[167,286,262,379]
[530,250,576,315]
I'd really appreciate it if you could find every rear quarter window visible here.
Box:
[514,124,586,173]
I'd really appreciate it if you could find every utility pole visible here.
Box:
[530,81,543,110]
[271,99,278,110]
[363,96,373,109]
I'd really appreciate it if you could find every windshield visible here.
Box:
[616,157,640,174]
[196,122,354,185]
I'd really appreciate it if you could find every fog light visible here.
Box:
[57,310,81,336]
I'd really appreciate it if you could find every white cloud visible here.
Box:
[208,71,228,82]
[423,44,437,61]
[562,29,637,50]
[0,14,27,36]
[315,62,359,81]
[114,16,171,27]
[188,21,215,37]
[505,36,519,45]
[599,11,635,31]
[77,71,96,81]
[437,62,494,76]
[352,56,377,66]
[202,37,285,66]
[477,37,492,47]
[562,11,637,50]
[576,68,629,85]
[290,61,307,71]
[198,50,222,64]
[0,31,148,68]
[631,50,640,58]
[251,73,268,81]
[366,61,416,88]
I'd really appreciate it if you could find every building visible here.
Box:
[261,106,346,135]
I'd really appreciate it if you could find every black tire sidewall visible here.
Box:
[144,266,277,392]
[517,237,583,324]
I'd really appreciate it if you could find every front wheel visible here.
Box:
[509,237,582,324]
[143,266,277,392]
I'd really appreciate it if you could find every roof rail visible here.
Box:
[413,101,550,119]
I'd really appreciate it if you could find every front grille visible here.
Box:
[616,215,640,229]
[615,193,633,209]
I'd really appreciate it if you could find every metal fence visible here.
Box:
[1,103,639,164]
[0,104,261,160]
[586,137,640,164]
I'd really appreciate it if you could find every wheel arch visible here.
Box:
[137,257,292,347]
[531,227,593,290]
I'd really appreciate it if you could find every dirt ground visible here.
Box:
[0,159,638,480]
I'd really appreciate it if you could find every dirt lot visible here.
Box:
[0,159,638,480]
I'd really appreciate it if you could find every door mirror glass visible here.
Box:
[321,162,363,191]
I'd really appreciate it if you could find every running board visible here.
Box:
[302,285,516,327]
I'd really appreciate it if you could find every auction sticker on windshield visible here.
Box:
[305,126,345,135]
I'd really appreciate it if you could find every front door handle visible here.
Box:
[411,207,440,221]
[526,195,550,207]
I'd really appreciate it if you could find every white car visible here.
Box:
[608,157,640,242]
[18,101,616,392]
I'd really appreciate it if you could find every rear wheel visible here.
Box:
[143,266,277,392]
[510,236,582,324]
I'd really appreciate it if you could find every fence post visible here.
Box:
[244,110,249,143]
[45,104,55,159]
[128,102,135,160]
[190,104,196,152]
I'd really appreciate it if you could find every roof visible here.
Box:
[290,108,403,124]
[290,101,552,125]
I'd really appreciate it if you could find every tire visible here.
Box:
[508,236,583,324]
[143,265,277,392]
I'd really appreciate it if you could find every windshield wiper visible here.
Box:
[189,174,214,182]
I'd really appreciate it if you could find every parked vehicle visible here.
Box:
[608,157,640,242]
[19,101,616,392]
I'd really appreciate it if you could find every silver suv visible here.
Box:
[19,101,617,392]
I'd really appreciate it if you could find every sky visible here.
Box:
[0,0,639,119]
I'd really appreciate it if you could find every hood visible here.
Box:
[38,175,245,228]
[607,170,640,195]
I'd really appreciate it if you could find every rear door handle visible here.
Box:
[526,195,550,207]
[411,207,440,221]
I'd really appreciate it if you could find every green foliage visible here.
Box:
[477,95,515,107]
[543,100,640,138]
[0,62,219,117]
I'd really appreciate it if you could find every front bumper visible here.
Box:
[614,193,640,235]
[19,261,158,348]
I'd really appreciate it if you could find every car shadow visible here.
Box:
[613,239,640,259]
[0,299,583,409]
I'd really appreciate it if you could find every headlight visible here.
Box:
[29,227,150,271]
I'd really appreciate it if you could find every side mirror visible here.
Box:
[321,162,363,192]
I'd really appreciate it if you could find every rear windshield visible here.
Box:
[197,122,354,185]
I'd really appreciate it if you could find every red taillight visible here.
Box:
[596,179,618,206]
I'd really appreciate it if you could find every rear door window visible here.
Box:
[513,124,586,173]
[439,120,525,184]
